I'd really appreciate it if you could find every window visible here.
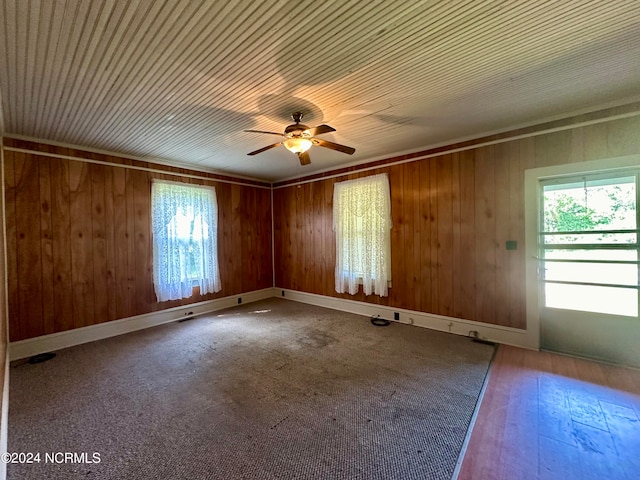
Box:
[333,173,392,296]
[540,172,638,316]
[151,180,221,302]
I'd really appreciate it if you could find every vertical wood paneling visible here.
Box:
[283,185,293,291]
[291,186,301,292]
[39,155,55,334]
[0,145,5,424]
[299,184,309,292]
[251,187,261,288]
[282,186,292,290]
[389,167,405,308]
[240,185,252,293]
[313,181,324,294]
[508,141,526,329]
[273,187,284,288]
[217,183,231,293]
[323,179,334,295]
[297,185,307,292]
[582,123,609,161]
[418,159,432,313]
[457,150,476,321]
[606,116,640,158]
[50,150,74,332]
[248,188,258,292]
[307,183,315,293]
[282,187,296,288]
[231,184,242,293]
[68,158,94,329]
[4,142,273,341]
[4,151,19,339]
[124,167,137,315]
[103,165,117,322]
[287,186,296,292]
[494,143,512,326]
[15,153,44,338]
[570,127,585,163]
[451,152,462,318]
[406,161,421,312]
[545,130,572,168]
[436,155,453,317]
[474,145,497,325]
[429,158,439,313]
[90,163,109,324]
[262,188,273,288]
[112,166,129,319]
[134,170,152,314]
[400,164,415,309]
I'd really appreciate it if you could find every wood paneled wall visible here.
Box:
[4,112,640,340]
[4,140,272,342]
[0,142,7,443]
[273,115,640,329]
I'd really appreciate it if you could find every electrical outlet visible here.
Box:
[394,312,400,321]
[281,290,285,297]
[238,297,242,304]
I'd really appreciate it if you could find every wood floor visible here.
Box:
[458,345,640,480]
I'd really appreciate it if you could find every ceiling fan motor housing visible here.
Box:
[284,123,311,138]
[285,112,311,138]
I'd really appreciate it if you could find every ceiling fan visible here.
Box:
[245,112,355,165]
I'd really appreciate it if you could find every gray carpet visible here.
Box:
[8,298,494,480]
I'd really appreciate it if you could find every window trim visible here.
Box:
[333,173,392,297]
[151,179,221,302]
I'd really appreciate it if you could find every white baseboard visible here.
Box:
[9,288,275,361]
[277,288,539,350]
[9,286,538,362]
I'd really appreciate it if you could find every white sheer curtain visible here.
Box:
[151,180,221,302]
[333,173,392,296]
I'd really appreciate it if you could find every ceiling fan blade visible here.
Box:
[307,124,336,136]
[312,138,355,155]
[247,143,282,155]
[244,129,283,136]
[297,151,311,165]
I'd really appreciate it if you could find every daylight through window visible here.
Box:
[333,173,392,296]
[151,180,221,302]
[540,173,638,316]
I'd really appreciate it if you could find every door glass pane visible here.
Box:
[543,176,636,232]
[541,174,638,316]
[543,261,637,286]
[544,249,637,262]
[545,283,637,317]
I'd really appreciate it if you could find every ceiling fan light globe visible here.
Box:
[284,138,312,154]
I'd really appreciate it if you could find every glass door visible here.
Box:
[539,172,640,363]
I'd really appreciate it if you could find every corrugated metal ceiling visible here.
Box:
[1,0,639,181]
